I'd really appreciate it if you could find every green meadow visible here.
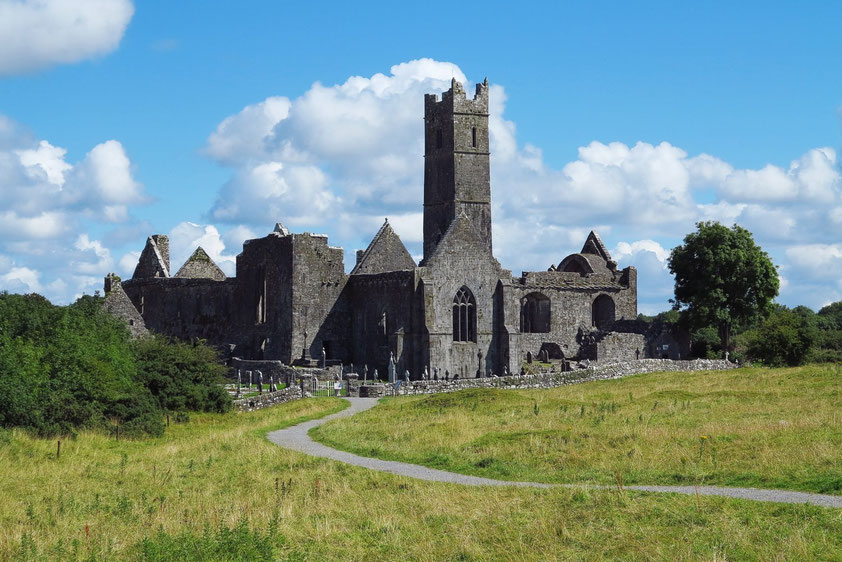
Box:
[2,366,842,560]
[313,365,842,494]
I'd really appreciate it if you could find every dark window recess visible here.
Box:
[592,294,616,329]
[520,292,551,333]
[452,286,477,342]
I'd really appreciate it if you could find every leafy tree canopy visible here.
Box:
[668,222,779,353]
[0,292,230,437]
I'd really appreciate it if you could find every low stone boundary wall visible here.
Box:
[388,359,736,397]
[232,358,736,411]
[359,384,386,398]
[233,385,303,411]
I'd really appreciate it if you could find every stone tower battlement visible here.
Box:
[423,78,492,263]
[424,77,489,114]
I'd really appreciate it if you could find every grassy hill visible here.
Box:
[2,367,841,560]
[313,365,842,494]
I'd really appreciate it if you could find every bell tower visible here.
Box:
[422,78,492,262]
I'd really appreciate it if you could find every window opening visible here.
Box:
[452,286,477,342]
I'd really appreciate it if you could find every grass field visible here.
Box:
[1,368,841,560]
[313,365,842,494]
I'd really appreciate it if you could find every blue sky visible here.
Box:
[1,0,841,314]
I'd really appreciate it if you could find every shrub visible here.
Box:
[0,292,229,437]
[742,307,815,367]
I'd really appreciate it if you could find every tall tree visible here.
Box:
[668,221,779,354]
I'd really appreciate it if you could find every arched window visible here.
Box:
[592,294,615,329]
[520,292,551,333]
[452,286,476,342]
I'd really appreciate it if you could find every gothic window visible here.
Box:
[471,127,477,148]
[592,294,615,329]
[452,286,476,342]
[520,292,551,333]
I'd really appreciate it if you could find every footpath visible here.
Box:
[267,397,842,509]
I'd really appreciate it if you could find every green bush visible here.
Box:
[133,336,230,414]
[742,307,815,367]
[0,292,230,437]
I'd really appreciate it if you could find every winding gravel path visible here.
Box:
[266,397,842,508]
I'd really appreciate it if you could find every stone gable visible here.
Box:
[351,220,415,275]
[175,247,226,281]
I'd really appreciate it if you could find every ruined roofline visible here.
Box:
[581,230,613,263]
[132,235,170,279]
[245,225,343,249]
[174,246,227,281]
[351,218,415,276]
[351,219,393,275]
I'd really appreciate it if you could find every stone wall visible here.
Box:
[234,232,294,361]
[122,277,237,344]
[102,274,148,339]
[230,358,735,413]
[349,271,416,376]
[595,331,646,362]
[387,359,736,397]
[291,233,349,363]
[232,385,303,411]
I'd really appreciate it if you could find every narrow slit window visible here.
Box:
[256,266,267,324]
[472,127,477,148]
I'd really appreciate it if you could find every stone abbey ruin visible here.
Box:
[104,78,686,379]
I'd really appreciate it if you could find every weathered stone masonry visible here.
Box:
[104,78,688,379]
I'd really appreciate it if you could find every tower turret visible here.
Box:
[422,78,491,262]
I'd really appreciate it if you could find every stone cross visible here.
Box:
[373,369,378,382]
[321,347,326,369]
[404,369,410,382]
[257,370,263,395]
[388,352,396,384]
[364,364,368,384]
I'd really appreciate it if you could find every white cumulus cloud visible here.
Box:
[0,115,146,303]
[0,0,134,75]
